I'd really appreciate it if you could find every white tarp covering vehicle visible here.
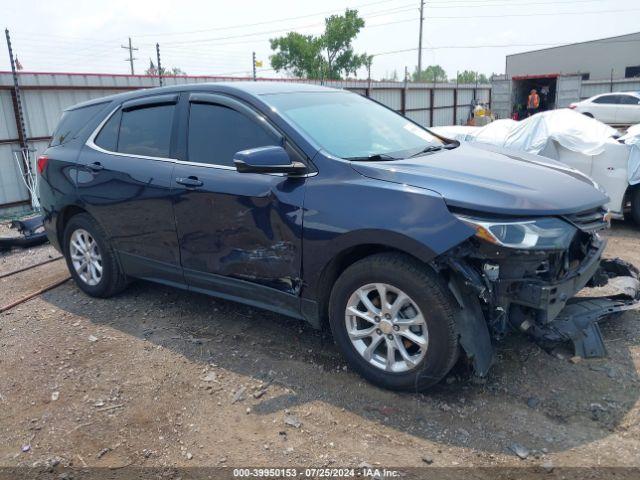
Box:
[432,110,640,224]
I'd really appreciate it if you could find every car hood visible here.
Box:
[350,143,608,216]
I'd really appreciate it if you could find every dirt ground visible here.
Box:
[0,220,639,478]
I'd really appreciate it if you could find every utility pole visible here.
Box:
[156,43,163,87]
[417,0,424,80]
[252,51,257,81]
[121,37,138,75]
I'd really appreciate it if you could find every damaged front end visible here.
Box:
[433,207,640,376]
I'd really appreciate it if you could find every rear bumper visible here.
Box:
[42,207,62,253]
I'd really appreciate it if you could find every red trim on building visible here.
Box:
[511,74,560,80]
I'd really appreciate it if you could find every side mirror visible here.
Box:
[234,146,307,175]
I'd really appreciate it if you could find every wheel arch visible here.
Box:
[312,240,437,331]
[625,183,640,224]
[57,204,89,248]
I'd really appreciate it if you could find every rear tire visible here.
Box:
[631,187,640,226]
[329,252,459,392]
[582,112,594,118]
[63,213,127,298]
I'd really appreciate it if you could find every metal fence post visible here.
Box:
[453,88,458,125]
[429,88,434,127]
[5,28,33,207]
[5,29,27,150]
[156,43,163,87]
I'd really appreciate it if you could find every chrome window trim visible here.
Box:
[85,103,317,177]
[86,105,236,170]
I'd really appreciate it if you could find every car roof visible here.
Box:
[592,91,640,98]
[66,81,340,111]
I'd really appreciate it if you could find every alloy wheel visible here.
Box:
[69,228,103,286]
[344,283,428,373]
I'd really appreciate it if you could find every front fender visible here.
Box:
[301,165,474,299]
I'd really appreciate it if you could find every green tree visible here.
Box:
[270,33,324,78]
[145,59,186,76]
[456,70,490,84]
[270,9,370,80]
[412,65,447,83]
[381,69,399,81]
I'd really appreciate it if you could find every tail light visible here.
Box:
[568,104,577,109]
[37,155,49,174]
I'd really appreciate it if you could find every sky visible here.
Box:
[1,0,638,81]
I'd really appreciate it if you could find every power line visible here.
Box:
[372,38,640,56]
[425,0,606,6]
[423,6,640,19]
[138,6,639,49]
[156,14,418,51]
[6,1,638,77]
[424,0,608,4]
[140,5,416,48]
[132,0,402,38]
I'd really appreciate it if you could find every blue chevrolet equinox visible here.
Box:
[38,82,640,391]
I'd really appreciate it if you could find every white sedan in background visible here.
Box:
[570,92,640,125]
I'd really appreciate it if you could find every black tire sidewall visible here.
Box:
[63,214,114,297]
[329,255,458,391]
[632,188,640,226]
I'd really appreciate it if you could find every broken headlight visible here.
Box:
[456,215,577,250]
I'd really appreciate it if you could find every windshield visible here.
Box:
[262,91,443,159]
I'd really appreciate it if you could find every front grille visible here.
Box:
[564,207,609,232]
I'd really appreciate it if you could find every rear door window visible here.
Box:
[187,103,278,167]
[118,104,175,158]
[50,103,107,147]
[618,95,640,105]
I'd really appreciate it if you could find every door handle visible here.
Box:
[176,176,204,188]
[87,162,104,172]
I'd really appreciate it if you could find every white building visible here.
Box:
[506,32,640,81]
[492,32,640,119]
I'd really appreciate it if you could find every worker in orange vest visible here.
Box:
[527,89,540,117]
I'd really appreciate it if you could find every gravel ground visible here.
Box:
[0,220,639,478]
[0,220,59,276]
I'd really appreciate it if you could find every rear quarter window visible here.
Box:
[94,110,121,151]
[50,102,108,147]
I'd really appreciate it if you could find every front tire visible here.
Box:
[63,213,127,298]
[329,253,459,392]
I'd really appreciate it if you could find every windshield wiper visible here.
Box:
[408,142,458,158]
[345,153,398,162]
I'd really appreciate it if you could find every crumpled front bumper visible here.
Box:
[441,237,640,376]
[528,258,640,358]
[497,237,607,324]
